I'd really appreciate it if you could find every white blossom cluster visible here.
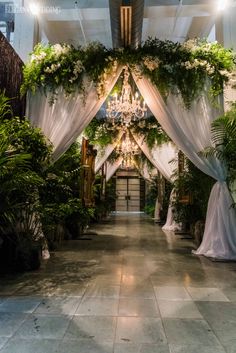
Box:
[69,60,84,83]
[182,39,198,52]
[53,43,71,57]
[30,52,47,63]
[181,59,215,75]
[143,56,160,71]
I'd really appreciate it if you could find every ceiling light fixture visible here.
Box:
[29,2,40,15]
[106,66,147,126]
[120,5,132,47]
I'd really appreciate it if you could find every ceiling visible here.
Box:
[37,0,228,48]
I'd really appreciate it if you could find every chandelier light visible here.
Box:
[117,132,140,169]
[106,66,147,126]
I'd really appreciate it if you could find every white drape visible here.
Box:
[105,158,122,182]
[95,130,124,173]
[27,67,123,161]
[132,133,177,182]
[132,72,236,259]
[132,132,180,228]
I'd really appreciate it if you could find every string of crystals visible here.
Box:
[117,132,140,169]
[106,66,147,126]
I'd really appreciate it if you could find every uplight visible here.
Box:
[29,2,40,15]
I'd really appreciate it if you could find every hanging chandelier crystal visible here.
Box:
[117,132,140,169]
[106,66,147,126]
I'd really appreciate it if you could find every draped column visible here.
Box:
[132,71,236,259]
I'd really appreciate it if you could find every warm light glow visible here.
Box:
[29,2,40,15]
[106,66,147,126]
[217,0,228,10]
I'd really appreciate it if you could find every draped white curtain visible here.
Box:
[132,71,236,259]
[105,158,122,182]
[132,132,180,228]
[27,67,123,161]
[95,130,124,173]
[132,133,177,182]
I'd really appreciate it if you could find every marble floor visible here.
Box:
[0,213,236,353]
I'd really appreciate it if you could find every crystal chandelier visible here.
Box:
[106,66,147,126]
[117,132,140,169]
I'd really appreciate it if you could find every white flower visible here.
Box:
[31,52,47,63]
[182,39,198,51]
[143,56,160,71]
[53,43,70,57]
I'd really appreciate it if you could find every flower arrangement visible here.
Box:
[21,38,236,108]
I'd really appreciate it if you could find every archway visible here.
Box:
[23,39,236,260]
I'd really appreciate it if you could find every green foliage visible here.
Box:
[131,116,169,149]
[201,103,236,186]
[172,159,215,224]
[84,117,119,146]
[21,39,235,108]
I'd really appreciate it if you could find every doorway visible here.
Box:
[116,176,141,212]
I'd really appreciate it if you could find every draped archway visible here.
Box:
[23,40,236,260]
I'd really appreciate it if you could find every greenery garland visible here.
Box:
[21,39,236,108]
[85,115,170,149]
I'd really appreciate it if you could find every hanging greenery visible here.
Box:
[85,115,169,149]
[130,115,170,149]
[21,39,236,108]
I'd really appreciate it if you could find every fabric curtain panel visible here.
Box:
[132,132,180,229]
[95,130,124,173]
[132,133,177,182]
[27,67,123,161]
[132,71,236,259]
[105,158,122,182]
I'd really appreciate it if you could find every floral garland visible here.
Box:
[21,38,236,108]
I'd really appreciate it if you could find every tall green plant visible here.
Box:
[201,104,236,186]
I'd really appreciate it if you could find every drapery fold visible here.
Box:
[132,131,180,229]
[132,71,236,259]
[27,67,123,161]
[105,158,122,182]
[95,130,124,173]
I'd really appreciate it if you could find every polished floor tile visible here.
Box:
[0,297,42,313]
[163,318,221,346]
[56,340,113,353]
[1,213,236,353]
[84,284,120,298]
[118,298,160,317]
[0,312,28,337]
[186,287,230,301]
[169,344,226,353]
[158,300,202,319]
[63,316,116,342]
[0,338,60,353]
[34,296,81,315]
[154,287,191,301]
[116,317,167,344]
[15,314,71,339]
[75,297,119,316]
[114,342,170,353]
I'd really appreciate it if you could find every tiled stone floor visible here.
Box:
[0,213,236,353]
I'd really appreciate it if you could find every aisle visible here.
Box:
[0,213,236,353]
